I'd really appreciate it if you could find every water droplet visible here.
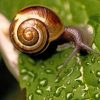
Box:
[41,65,45,69]
[97,60,100,64]
[91,57,95,63]
[82,93,86,98]
[21,69,27,74]
[35,89,43,95]
[98,79,100,83]
[90,70,94,74]
[48,97,53,100]
[45,68,54,74]
[39,78,48,87]
[27,71,37,80]
[22,75,29,81]
[67,68,74,77]
[46,86,52,92]
[72,85,76,89]
[94,93,100,99]
[56,65,63,70]
[28,94,33,100]
[55,77,61,83]
[54,86,63,97]
[75,80,82,85]
[86,62,91,66]
[66,93,73,99]
[96,71,100,77]
[67,80,71,85]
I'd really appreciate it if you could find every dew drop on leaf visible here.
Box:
[67,68,74,77]
[96,71,100,77]
[45,68,54,74]
[98,79,100,84]
[39,78,48,87]
[67,80,71,85]
[55,77,61,83]
[41,65,45,69]
[21,69,27,74]
[35,89,43,95]
[91,56,96,63]
[56,64,63,70]
[46,86,52,92]
[90,70,94,74]
[48,97,53,100]
[94,93,100,99]
[21,69,37,82]
[27,71,37,80]
[86,62,91,66]
[22,75,29,81]
[97,60,100,64]
[66,93,73,100]
[53,86,63,97]
[82,93,86,98]
[28,94,33,100]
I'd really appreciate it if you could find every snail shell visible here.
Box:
[10,6,64,54]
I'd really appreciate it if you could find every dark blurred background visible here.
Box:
[0,57,25,100]
[0,57,17,100]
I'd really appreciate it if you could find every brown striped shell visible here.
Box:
[10,6,64,54]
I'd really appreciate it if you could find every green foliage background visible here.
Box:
[0,0,100,100]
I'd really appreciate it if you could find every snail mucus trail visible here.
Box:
[10,6,100,76]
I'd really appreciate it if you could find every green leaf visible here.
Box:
[80,54,100,99]
[79,0,100,16]
[19,49,100,100]
[68,0,88,25]
[81,54,100,88]
[19,48,80,99]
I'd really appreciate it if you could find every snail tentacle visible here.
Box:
[80,43,100,56]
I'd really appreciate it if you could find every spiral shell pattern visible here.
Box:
[10,6,64,54]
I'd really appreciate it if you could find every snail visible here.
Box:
[10,6,64,54]
[10,6,99,74]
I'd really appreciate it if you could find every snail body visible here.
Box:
[63,26,94,53]
[10,6,64,54]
